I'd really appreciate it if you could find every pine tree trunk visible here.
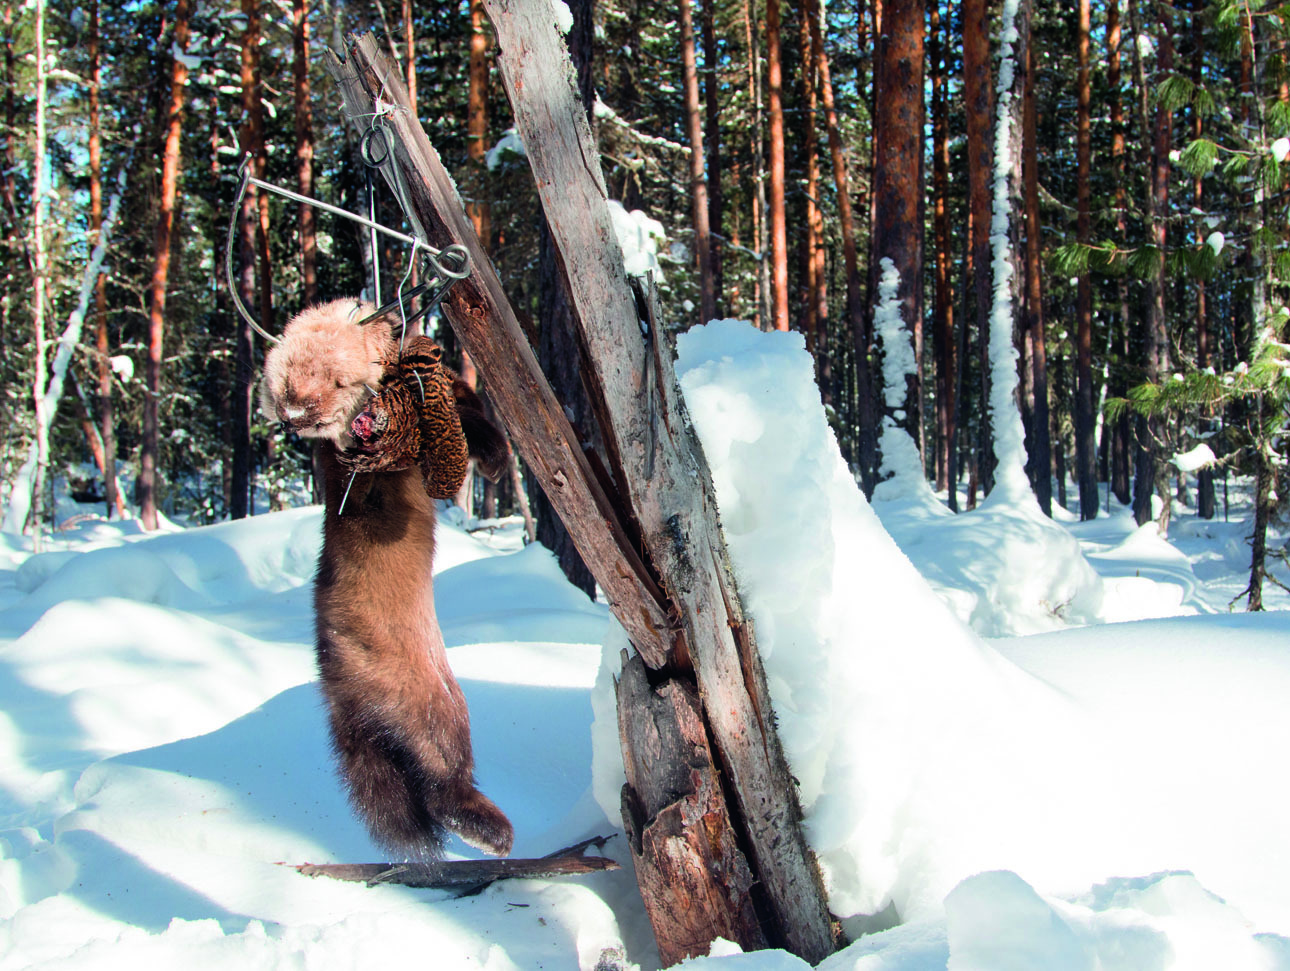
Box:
[140,0,191,531]
[89,0,119,520]
[766,0,790,331]
[808,0,876,493]
[742,0,769,330]
[294,0,317,306]
[1191,0,1216,520]
[964,0,995,497]
[1108,0,1132,507]
[741,0,769,329]
[872,0,925,453]
[230,0,261,521]
[1074,0,1098,519]
[931,0,955,498]
[700,0,724,316]
[1023,36,1051,515]
[798,2,824,360]
[29,0,48,540]
[680,0,715,327]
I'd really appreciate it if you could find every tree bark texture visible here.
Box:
[871,0,925,453]
[766,0,790,332]
[808,0,875,492]
[1022,36,1051,517]
[964,0,995,497]
[1075,0,1097,520]
[140,0,191,531]
[930,2,955,498]
[680,0,715,328]
[324,22,835,965]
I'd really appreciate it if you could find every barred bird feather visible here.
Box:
[340,336,474,499]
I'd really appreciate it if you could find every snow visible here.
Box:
[987,0,1034,504]
[1,323,1288,969]
[871,260,932,498]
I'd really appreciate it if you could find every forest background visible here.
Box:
[1,0,1287,607]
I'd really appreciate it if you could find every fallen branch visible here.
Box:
[294,836,619,891]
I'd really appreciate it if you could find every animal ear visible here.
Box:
[453,379,509,482]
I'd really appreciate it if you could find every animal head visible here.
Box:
[259,299,397,448]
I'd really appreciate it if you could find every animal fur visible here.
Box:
[261,297,513,858]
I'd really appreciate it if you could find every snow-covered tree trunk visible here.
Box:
[985,0,1037,506]
[874,259,934,501]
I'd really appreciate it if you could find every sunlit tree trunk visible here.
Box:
[798,1,824,359]
[766,0,789,331]
[680,0,714,326]
[742,0,769,330]
[871,0,925,452]
[294,0,317,306]
[809,0,875,489]
[89,0,120,519]
[29,0,49,539]
[1023,38,1051,515]
[140,0,192,531]
[701,0,724,317]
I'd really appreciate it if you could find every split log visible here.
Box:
[617,652,765,964]
[322,21,836,964]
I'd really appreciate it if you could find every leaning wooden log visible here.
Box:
[296,837,618,892]
[322,24,836,965]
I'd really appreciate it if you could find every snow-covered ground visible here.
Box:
[0,320,1286,970]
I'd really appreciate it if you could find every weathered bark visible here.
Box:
[680,0,715,327]
[325,24,835,964]
[964,0,995,497]
[1075,0,1097,519]
[532,0,597,599]
[1022,37,1051,516]
[140,0,192,531]
[618,654,765,965]
[766,0,790,331]
[871,0,925,452]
